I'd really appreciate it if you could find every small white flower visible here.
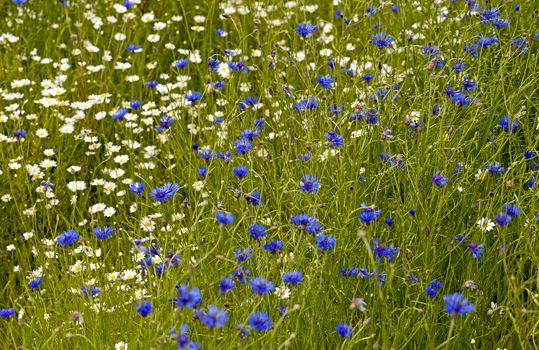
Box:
[115,341,128,350]
[103,207,116,217]
[192,181,204,191]
[274,285,291,300]
[476,217,495,232]
[140,216,155,232]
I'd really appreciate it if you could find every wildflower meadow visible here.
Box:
[1,0,539,349]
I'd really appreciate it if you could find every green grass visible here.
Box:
[1,0,539,349]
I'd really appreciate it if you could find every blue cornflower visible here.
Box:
[315,233,336,250]
[262,240,284,254]
[306,217,324,234]
[340,266,358,277]
[197,166,207,178]
[391,5,398,12]
[454,234,469,242]
[478,7,499,22]
[12,129,26,137]
[431,171,449,187]
[371,238,399,262]
[336,323,353,338]
[170,324,200,350]
[136,300,153,317]
[451,59,467,73]
[184,91,203,103]
[502,203,521,217]
[149,182,180,202]
[485,161,504,174]
[366,5,376,17]
[0,308,16,320]
[477,35,498,47]
[512,37,528,56]
[296,22,318,37]
[462,77,476,92]
[498,116,518,132]
[208,57,219,69]
[240,128,260,140]
[219,276,235,295]
[212,81,225,90]
[407,274,418,283]
[467,243,484,259]
[111,107,127,120]
[358,73,373,84]
[359,204,381,224]
[491,17,509,27]
[81,285,100,297]
[125,44,141,52]
[524,150,535,161]
[247,311,272,331]
[358,268,373,279]
[292,97,318,112]
[12,0,27,5]
[127,100,141,110]
[128,182,145,194]
[495,212,511,227]
[234,138,252,154]
[173,58,188,68]
[250,277,274,295]
[238,96,259,109]
[197,305,229,329]
[316,75,334,90]
[56,229,79,246]
[423,43,439,57]
[233,165,248,178]
[29,278,42,289]
[426,279,442,298]
[324,130,343,147]
[299,174,319,193]
[277,305,288,316]
[155,115,174,132]
[145,80,159,88]
[93,226,113,240]
[229,59,249,72]
[385,217,393,227]
[249,224,267,240]
[372,32,393,49]
[234,265,250,284]
[233,248,252,262]
[327,104,343,116]
[282,271,303,285]
[215,211,235,225]
[170,284,202,309]
[443,293,474,316]
[254,118,265,128]
[245,191,263,205]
